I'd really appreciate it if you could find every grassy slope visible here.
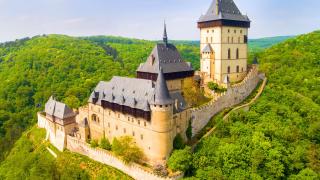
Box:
[0,126,132,179]
[190,31,320,179]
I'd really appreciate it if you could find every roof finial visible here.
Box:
[163,21,168,46]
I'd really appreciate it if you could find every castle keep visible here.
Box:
[38,0,257,168]
[198,0,250,84]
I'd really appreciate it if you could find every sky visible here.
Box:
[0,0,320,42]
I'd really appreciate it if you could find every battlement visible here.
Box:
[67,135,183,180]
[190,65,261,136]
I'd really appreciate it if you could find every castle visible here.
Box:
[38,0,252,166]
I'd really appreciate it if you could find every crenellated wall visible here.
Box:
[67,135,183,180]
[190,66,261,136]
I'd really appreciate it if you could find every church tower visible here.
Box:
[198,0,250,84]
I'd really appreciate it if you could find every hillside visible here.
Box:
[189,31,320,179]
[0,34,294,179]
[0,126,132,179]
[249,36,294,52]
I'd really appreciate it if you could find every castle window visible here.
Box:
[108,122,110,127]
[244,35,248,43]
[109,111,111,116]
[228,29,230,33]
[234,30,236,33]
[236,48,239,59]
[211,37,213,43]
[92,114,98,122]
[228,37,230,43]
[240,30,243,34]
[242,67,244,72]
[206,37,208,43]
[144,122,147,127]
[132,131,135,136]
[227,66,231,74]
[212,30,214,33]
[138,120,140,125]
[228,49,231,59]
[118,114,120,118]
[128,117,130,121]
[237,66,240,73]
[231,37,234,43]
[207,30,209,33]
[116,125,118,130]
[160,105,163,108]
[238,37,241,43]
[141,134,144,140]
[124,128,126,133]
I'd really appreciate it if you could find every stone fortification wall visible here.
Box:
[67,136,183,180]
[191,66,260,136]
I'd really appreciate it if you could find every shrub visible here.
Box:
[168,146,193,172]
[90,139,99,148]
[112,136,144,163]
[207,82,227,93]
[173,134,185,150]
[100,138,111,150]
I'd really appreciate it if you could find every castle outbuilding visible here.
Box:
[198,0,250,84]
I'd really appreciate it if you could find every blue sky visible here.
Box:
[0,0,319,42]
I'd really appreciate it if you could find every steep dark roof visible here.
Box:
[151,68,173,105]
[89,77,154,111]
[45,96,75,119]
[199,0,250,23]
[137,43,193,74]
[89,76,185,112]
[202,44,213,53]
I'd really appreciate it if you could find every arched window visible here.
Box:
[227,66,231,74]
[242,67,244,72]
[231,37,234,43]
[236,48,239,59]
[228,37,230,43]
[238,37,241,43]
[236,66,240,73]
[228,49,231,59]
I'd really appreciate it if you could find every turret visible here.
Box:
[150,68,174,163]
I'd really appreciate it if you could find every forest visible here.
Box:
[0,32,319,179]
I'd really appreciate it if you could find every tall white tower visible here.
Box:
[198,0,251,84]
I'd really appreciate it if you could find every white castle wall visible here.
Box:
[191,66,260,136]
[67,136,183,180]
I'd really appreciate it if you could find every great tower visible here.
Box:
[198,0,250,84]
